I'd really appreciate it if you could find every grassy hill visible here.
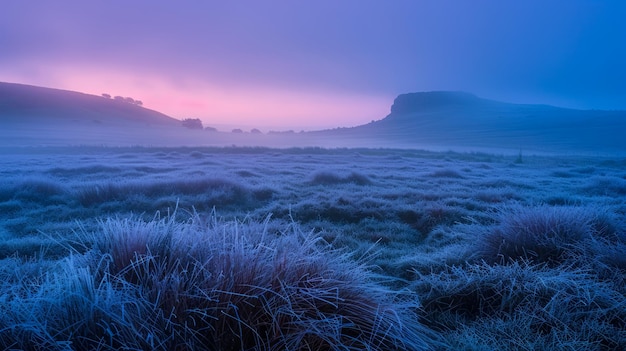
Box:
[0,82,202,146]
[314,91,626,154]
[0,82,180,127]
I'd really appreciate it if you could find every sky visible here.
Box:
[1,1,625,131]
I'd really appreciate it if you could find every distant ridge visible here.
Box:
[2,82,625,153]
[390,91,486,114]
[313,91,626,153]
[0,82,197,146]
[0,81,180,127]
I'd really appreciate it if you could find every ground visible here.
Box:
[1,146,625,350]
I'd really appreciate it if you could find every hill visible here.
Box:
[0,82,304,148]
[312,91,626,153]
[0,82,181,127]
[0,82,197,146]
[2,82,624,153]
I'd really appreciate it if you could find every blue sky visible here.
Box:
[1,1,625,129]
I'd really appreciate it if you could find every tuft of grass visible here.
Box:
[0,213,436,350]
[75,178,264,209]
[309,171,372,186]
[46,165,122,176]
[581,176,626,197]
[12,178,68,204]
[477,205,620,266]
[397,205,465,236]
[412,261,626,350]
[428,169,464,179]
[289,197,385,224]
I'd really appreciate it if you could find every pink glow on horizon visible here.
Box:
[1,66,392,131]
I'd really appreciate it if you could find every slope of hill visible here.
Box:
[312,91,626,153]
[0,82,202,146]
[0,82,180,127]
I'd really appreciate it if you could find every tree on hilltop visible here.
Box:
[182,118,204,130]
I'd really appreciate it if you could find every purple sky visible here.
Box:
[2,1,625,130]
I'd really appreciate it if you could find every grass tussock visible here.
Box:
[582,176,626,196]
[428,169,464,179]
[411,205,626,350]
[413,262,626,350]
[477,205,622,266]
[0,213,434,350]
[75,178,272,209]
[309,171,372,186]
[12,178,67,204]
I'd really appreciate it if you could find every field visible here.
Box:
[1,146,625,350]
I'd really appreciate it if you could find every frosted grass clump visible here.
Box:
[412,261,626,349]
[0,212,435,350]
[478,205,620,265]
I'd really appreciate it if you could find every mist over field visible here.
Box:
[2,82,626,156]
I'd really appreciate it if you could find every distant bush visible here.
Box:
[231,128,244,133]
[0,215,435,350]
[204,126,218,132]
[109,95,142,106]
[181,118,204,130]
[250,128,262,134]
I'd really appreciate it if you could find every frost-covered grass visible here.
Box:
[0,213,434,350]
[413,262,626,350]
[1,146,625,349]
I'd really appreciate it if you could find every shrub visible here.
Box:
[181,118,204,130]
